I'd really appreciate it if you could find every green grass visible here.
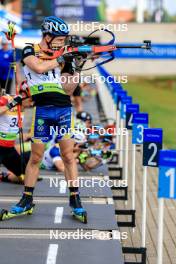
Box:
[123,77,176,148]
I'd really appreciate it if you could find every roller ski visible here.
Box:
[69,192,87,224]
[0,194,35,221]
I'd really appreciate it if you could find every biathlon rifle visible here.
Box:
[37,29,152,71]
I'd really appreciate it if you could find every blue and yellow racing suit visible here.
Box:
[21,44,74,143]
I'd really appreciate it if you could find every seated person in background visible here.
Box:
[0,87,32,184]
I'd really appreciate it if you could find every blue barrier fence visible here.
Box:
[114,43,176,59]
[97,64,176,264]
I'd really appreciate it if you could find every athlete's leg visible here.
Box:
[59,138,87,223]
[55,106,87,222]
[9,105,51,213]
[0,171,18,183]
[59,139,78,187]
[24,105,51,186]
[1,147,24,177]
[9,143,45,214]
[25,143,45,187]
[0,147,30,183]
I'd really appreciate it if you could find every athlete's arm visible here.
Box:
[22,46,60,74]
[60,62,81,95]
[0,95,23,115]
[61,72,80,96]
[24,55,59,74]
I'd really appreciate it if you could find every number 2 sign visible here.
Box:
[158,150,176,199]
[143,128,163,167]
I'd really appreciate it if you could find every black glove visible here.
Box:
[72,54,87,72]
[61,61,74,75]
[7,95,22,110]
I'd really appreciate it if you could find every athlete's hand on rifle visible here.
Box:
[57,52,87,72]
[56,55,65,69]
[72,54,87,72]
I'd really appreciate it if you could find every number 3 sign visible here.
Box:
[143,128,163,167]
[132,113,149,144]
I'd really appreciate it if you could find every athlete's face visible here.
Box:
[50,36,66,50]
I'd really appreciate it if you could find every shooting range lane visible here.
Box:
[39,163,109,176]
[0,96,124,263]
[0,203,118,230]
[0,178,113,198]
[0,238,124,264]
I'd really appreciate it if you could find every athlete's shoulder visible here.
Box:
[21,44,35,65]
[22,44,35,57]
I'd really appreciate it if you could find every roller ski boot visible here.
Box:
[0,194,35,221]
[69,192,87,224]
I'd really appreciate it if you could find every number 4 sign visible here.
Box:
[143,128,163,167]
[158,150,176,199]
[126,104,139,130]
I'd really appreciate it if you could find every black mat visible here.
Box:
[0,238,124,264]
[0,203,118,230]
[39,163,109,177]
[0,178,112,198]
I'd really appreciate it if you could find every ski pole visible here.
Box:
[5,21,25,176]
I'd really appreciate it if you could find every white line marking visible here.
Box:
[54,207,64,224]
[46,244,59,264]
